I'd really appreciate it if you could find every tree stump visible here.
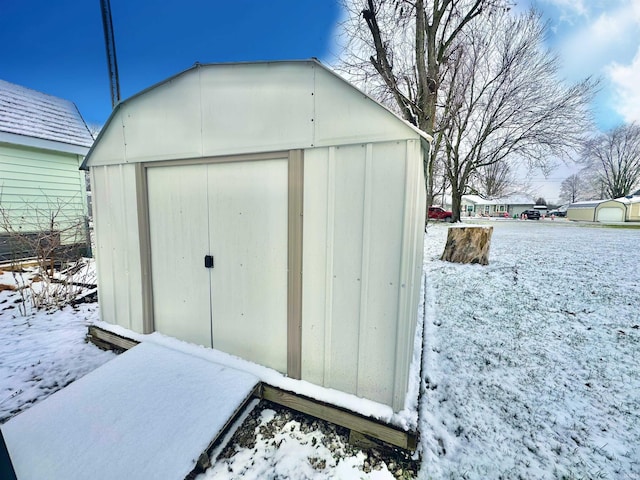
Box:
[440,226,493,265]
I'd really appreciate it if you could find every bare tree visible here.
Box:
[339,0,508,208]
[438,10,596,220]
[470,161,517,198]
[581,123,640,198]
[559,173,585,203]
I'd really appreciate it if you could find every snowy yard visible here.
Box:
[1,220,639,479]
[420,220,640,479]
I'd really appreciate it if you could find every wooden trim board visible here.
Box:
[87,325,139,351]
[259,385,416,451]
[86,325,417,452]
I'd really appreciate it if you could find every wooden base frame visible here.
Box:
[87,325,417,452]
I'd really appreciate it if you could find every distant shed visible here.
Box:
[83,60,429,411]
[567,199,631,223]
[567,201,600,222]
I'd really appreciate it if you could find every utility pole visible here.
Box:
[100,0,121,109]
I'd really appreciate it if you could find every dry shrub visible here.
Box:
[0,283,17,292]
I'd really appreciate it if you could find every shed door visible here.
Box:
[597,207,624,222]
[147,159,288,373]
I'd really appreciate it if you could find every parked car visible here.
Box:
[428,206,453,221]
[547,209,567,217]
[522,209,540,220]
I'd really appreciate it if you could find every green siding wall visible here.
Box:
[0,143,87,248]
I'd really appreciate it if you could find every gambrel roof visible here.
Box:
[0,79,93,150]
[83,59,431,168]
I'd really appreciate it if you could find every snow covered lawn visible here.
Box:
[0,265,114,423]
[1,221,638,479]
[420,220,640,479]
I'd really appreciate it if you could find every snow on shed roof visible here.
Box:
[0,79,93,148]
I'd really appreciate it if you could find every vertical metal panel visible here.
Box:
[328,144,366,394]
[90,166,113,326]
[147,164,212,346]
[323,147,337,383]
[287,150,304,379]
[208,159,288,373]
[356,142,407,406]
[393,139,426,410]
[199,64,314,157]
[300,147,330,385]
[301,141,423,410]
[91,164,144,332]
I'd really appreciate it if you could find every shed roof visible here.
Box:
[0,79,93,150]
[568,200,603,208]
[83,60,431,169]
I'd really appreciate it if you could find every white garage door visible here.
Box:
[147,159,289,373]
[597,207,624,222]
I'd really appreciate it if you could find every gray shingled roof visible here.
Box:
[0,79,93,148]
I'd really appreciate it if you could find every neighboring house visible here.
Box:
[461,194,535,217]
[0,79,93,261]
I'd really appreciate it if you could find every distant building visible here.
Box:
[567,194,640,222]
[460,194,535,217]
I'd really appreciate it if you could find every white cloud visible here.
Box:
[555,1,640,81]
[541,0,589,21]
[609,47,640,122]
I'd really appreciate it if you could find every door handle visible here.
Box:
[204,255,214,268]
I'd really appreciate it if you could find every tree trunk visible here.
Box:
[441,226,493,265]
[451,189,462,222]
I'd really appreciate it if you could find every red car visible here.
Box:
[428,206,453,221]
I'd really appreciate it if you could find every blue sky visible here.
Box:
[2,0,638,201]
[0,0,341,126]
[2,0,636,129]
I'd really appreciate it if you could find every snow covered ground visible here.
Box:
[0,264,114,424]
[1,221,639,479]
[420,220,640,479]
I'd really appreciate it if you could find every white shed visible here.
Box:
[83,60,428,411]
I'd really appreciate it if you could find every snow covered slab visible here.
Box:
[1,342,259,480]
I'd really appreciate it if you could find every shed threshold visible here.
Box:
[1,342,259,480]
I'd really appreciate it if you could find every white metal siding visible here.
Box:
[91,164,144,332]
[199,64,314,156]
[301,141,424,410]
[313,69,421,147]
[122,74,203,163]
[85,63,424,168]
